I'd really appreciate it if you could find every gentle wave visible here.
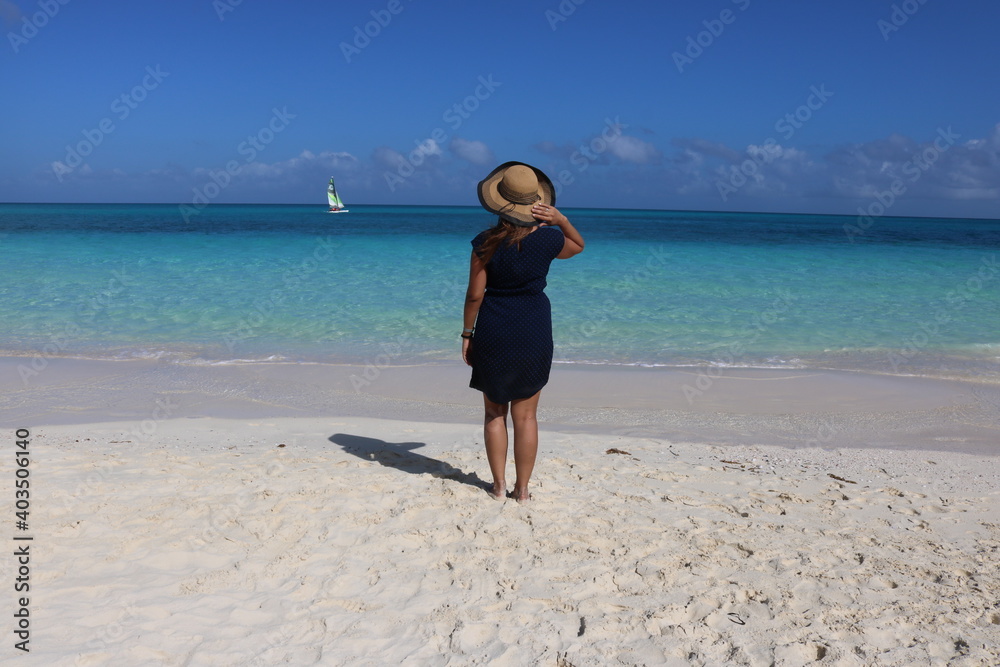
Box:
[2,204,998,382]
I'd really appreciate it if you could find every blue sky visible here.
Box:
[2,0,999,217]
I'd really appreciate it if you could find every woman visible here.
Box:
[462,162,585,503]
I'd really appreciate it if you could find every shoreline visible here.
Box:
[3,344,998,382]
[3,356,998,455]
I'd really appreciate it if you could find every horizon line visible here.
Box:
[1,201,998,223]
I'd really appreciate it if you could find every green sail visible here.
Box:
[327,178,345,208]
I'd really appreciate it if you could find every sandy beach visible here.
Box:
[4,358,1000,665]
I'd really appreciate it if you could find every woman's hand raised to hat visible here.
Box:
[531,203,568,227]
[532,204,586,258]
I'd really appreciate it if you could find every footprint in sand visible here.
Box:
[775,643,829,663]
[889,505,921,516]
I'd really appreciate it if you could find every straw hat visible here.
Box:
[477,161,556,227]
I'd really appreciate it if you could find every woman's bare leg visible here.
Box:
[509,391,541,503]
[482,395,509,498]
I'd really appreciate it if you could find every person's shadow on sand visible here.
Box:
[328,433,486,491]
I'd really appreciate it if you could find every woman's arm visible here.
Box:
[531,204,584,258]
[462,250,487,366]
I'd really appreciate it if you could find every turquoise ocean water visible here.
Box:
[1,203,998,382]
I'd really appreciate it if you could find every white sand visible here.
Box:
[18,416,1000,666]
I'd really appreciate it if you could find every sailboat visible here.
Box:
[327,177,349,213]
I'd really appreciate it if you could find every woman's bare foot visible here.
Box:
[508,487,531,504]
[488,480,506,500]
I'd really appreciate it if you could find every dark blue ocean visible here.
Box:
[1,203,998,381]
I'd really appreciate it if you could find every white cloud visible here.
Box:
[27,124,1000,214]
[415,139,442,158]
[234,149,359,179]
[669,125,1000,209]
[536,129,662,166]
[372,146,407,171]
[449,137,494,166]
[672,138,742,163]
[606,134,661,164]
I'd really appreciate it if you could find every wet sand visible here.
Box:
[4,357,999,453]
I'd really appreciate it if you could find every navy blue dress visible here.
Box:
[469,226,565,404]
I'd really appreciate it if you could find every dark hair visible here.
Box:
[477,217,534,264]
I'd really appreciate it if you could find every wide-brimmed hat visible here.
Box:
[477,161,556,227]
